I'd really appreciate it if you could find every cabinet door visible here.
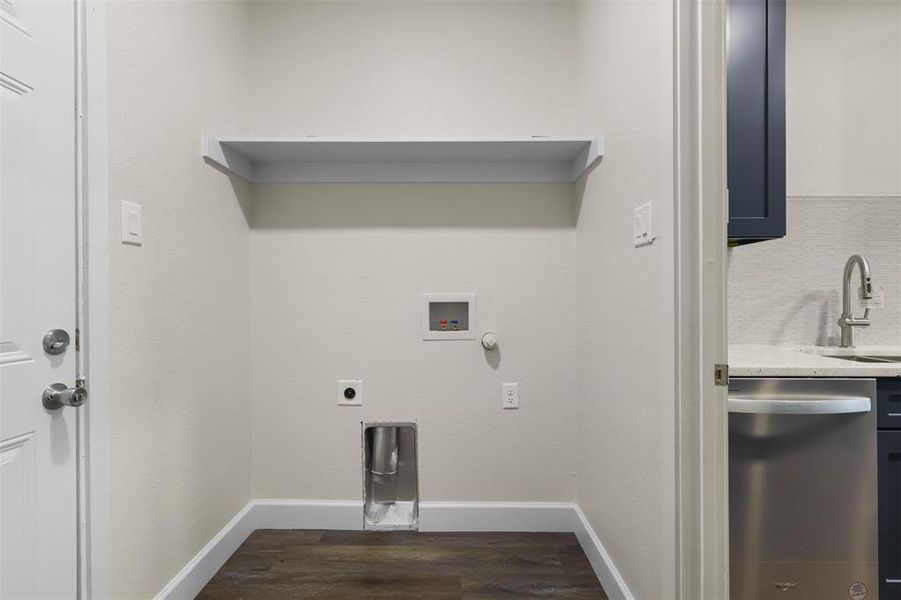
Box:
[727,0,785,243]
[878,379,901,429]
[879,431,901,598]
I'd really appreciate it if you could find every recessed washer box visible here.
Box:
[421,293,476,340]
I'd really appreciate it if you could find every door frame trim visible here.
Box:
[80,1,109,597]
[673,0,729,598]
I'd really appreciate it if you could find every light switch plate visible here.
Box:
[633,201,655,247]
[120,201,143,245]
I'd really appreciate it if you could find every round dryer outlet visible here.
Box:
[337,379,363,406]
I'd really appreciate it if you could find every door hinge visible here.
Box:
[714,363,729,386]
[725,188,730,224]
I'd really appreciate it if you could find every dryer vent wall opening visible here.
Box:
[362,422,419,530]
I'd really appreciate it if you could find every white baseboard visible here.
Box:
[153,501,255,600]
[253,499,363,530]
[571,504,634,600]
[155,500,632,600]
[419,501,575,532]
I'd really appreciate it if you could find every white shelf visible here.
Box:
[202,135,603,184]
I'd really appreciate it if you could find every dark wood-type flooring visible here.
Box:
[197,530,608,599]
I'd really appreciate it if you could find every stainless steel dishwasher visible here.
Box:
[729,378,878,600]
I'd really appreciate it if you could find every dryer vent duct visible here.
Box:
[362,422,418,530]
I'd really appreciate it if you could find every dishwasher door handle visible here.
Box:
[728,395,871,415]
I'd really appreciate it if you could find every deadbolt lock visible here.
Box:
[42,329,71,355]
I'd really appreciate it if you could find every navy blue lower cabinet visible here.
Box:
[879,430,901,598]
[727,0,786,244]
[879,380,901,430]
[878,379,901,598]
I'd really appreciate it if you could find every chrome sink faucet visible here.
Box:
[838,254,873,348]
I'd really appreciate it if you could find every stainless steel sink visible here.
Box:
[823,354,901,363]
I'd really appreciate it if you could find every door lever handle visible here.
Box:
[42,383,87,410]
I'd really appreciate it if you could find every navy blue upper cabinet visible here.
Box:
[727,0,786,244]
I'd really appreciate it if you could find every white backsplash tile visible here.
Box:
[728,196,901,347]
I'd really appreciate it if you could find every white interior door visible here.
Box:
[1,0,80,598]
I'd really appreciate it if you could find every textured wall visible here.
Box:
[729,0,901,347]
[246,2,581,502]
[246,1,579,137]
[106,2,252,597]
[573,1,677,598]
[250,184,578,500]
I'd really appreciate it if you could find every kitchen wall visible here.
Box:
[729,0,901,347]
[574,1,677,598]
[106,2,252,597]
[785,0,901,198]
[247,1,581,501]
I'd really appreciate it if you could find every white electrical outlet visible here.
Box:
[337,379,363,406]
[502,382,519,409]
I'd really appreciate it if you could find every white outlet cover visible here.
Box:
[337,379,363,406]
[121,200,143,245]
[633,201,655,247]
[502,382,519,409]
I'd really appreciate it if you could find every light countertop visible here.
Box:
[730,344,901,378]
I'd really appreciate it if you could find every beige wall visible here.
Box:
[246,0,579,137]
[250,183,579,500]
[574,1,677,598]
[246,1,581,501]
[786,0,901,197]
[729,0,901,347]
[106,2,252,597]
[105,2,685,597]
